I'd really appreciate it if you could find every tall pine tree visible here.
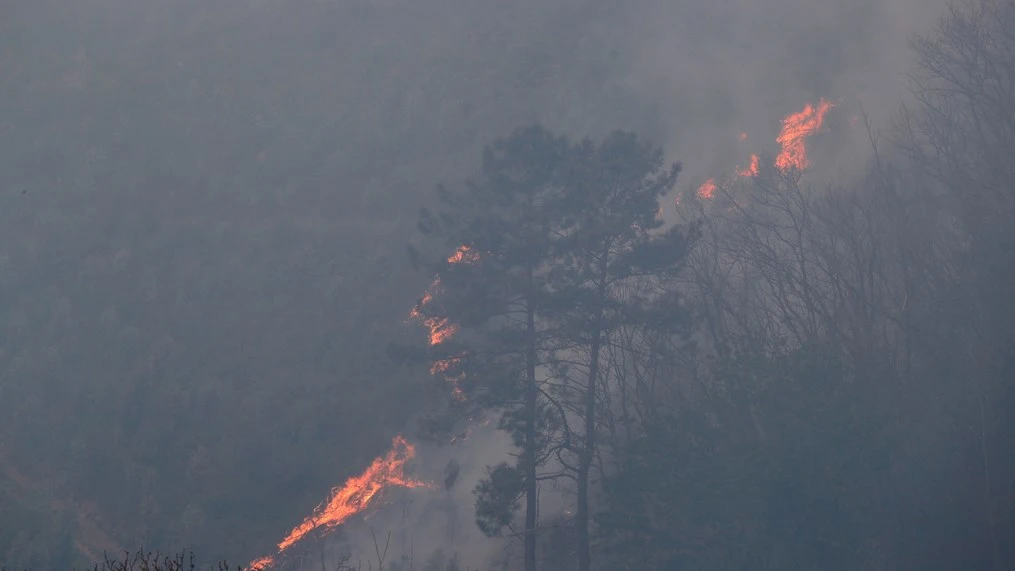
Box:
[551,131,692,571]
[411,127,693,571]
[410,125,572,571]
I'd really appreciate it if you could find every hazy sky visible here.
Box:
[0,0,961,566]
[619,0,950,182]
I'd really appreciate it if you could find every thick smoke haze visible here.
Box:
[1,0,1012,570]
[623,0,949,182]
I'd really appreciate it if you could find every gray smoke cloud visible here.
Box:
[272,419,518,571]
[618,0,949,183]
[0,0,956,568]
[272,3,954,567]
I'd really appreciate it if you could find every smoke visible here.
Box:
[280,419,518,571]
[306,4,956,566]
[0,0,959,567]
[281,414,579,571]
[616,0,949,185]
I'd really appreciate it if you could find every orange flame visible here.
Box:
[697,178,717,200]
[692,99,835,201]
[430,356,461,375]
[432,358,468,401]
[252,248,481,570]
[447,245,480,265]
[774,98,834,172]
[446,371,468,402]
[406,245,482,403]
[409,246,479,346]
[410,281,460,346]
[248,436,431,570]
[738,154,760,178]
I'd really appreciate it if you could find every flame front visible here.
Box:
[430,356,461,375]
[249,247,481,570]
[446,245,480,265]
[407,245,481,400]
[690,99,835,202]
[410,281,460,346]
[697,178,717,200]
[410,246,479,346]
[248,436,430,570]
[738,154,760,178]
[774,98,834,172]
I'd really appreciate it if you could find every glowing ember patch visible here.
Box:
[738,154,760,178]
[416,290,433,309]
[697,178,717,200]
[255,243,483,570]
[739,132,748,141]
[775,99,834,172]
[410,246,480,347]
[248,436,432,570]
[445,372,468,402]
[430,356,461,375]
[410,279,460,346]
[447,245,480,265]
[426,318,459,346]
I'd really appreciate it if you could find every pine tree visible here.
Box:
[411,127,693,571]
[550,131,692,571]
[409,125,572,571]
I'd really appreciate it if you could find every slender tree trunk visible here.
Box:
[577,254,609,571]
[576,326,600,571]
[524,267,538,571]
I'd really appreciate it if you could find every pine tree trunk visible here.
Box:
[577,254,609,571]
[524,271,538,571]
[576,325,600,571]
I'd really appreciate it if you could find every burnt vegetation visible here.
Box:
[2,0,1015,570]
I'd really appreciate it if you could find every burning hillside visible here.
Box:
[248,437,431,570]
[251,98,842,571]
[249,245,479,570]
[695,98,836,199]
[409,245,479,347]
[775,98,835,171]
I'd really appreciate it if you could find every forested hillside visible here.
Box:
[0,0,652,565]
[2,0,1012,570]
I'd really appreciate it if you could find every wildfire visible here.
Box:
[410,245,479,347]
[738,154,760,178]
[248,436,431,570]
[445,371,468,402]
[447,245,480,265]
[689,99,835,202]
[774,98,834,172]
[407,245,483,402]
[410,282,460,346]
[430,356,461,375]
[697,178,717,200]
[249,246,483,570]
